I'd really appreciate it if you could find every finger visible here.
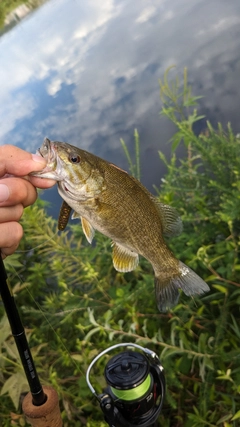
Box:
[0,222,23,258]
[0,145,47,177]
[0,177,38,208]
[29,175,56,189]
[0,205,23,223]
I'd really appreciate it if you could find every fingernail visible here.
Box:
[0,184,10,202]
[31,154,46,164]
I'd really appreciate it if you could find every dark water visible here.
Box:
[0,0,240,217]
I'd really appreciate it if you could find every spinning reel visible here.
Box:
[86,343,165,427]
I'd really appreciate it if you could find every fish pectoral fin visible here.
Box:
[71,211,95,243]
[112,243,139,272]
[152,198,183,237]
[81,216,95,244]
[72,211,81,220]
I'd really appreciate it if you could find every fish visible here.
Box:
[32,138,210,312]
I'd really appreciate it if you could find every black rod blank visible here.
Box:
[0,256,46,406]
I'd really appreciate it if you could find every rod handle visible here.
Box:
[22,386,62,427]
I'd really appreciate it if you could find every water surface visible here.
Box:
[0,0,240,215]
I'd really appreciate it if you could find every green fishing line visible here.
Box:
[111,374,151,401]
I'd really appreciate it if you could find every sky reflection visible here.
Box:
[0,0,240,202]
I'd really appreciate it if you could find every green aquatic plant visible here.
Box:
[0,69,240,426]
[120,128,141,180]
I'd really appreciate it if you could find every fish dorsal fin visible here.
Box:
[81,216,95,244]
[112,242,139,272]
[151,198,183,237]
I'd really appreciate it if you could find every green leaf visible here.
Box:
[0,315,11,346]
[212,285,228,294]
[231,410,240,421]
[216,414,232,424]
[0,372,28,409]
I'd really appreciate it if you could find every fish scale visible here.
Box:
[32,138,210,312]
[89,161,179,270]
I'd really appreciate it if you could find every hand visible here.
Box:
[0,145,56,258]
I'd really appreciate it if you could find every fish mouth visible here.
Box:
[38,137,55,161]
[31,138,63,181]
[38,137,58,169]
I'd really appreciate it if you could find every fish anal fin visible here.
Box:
[81,217,95,244]
[112,243,139,272]
[152,199,183,237]
[155,261,210,312]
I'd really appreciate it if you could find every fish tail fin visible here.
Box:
[155,261,210,312]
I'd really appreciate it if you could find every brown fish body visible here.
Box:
[33,138,209,311]
[75,155,179,274]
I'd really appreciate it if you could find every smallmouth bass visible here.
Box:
[33,138,209,311]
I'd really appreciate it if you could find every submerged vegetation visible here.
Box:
[0,69,240,426]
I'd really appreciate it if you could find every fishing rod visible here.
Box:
[0,257,165,426]
[0,256,62,427]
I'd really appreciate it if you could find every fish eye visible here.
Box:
[69,153,81,163]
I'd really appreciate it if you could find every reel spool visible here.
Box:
[86,343,165,427]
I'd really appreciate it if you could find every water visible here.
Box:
[0,0,240,217]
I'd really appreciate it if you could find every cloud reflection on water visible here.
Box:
[0,0,240,193]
